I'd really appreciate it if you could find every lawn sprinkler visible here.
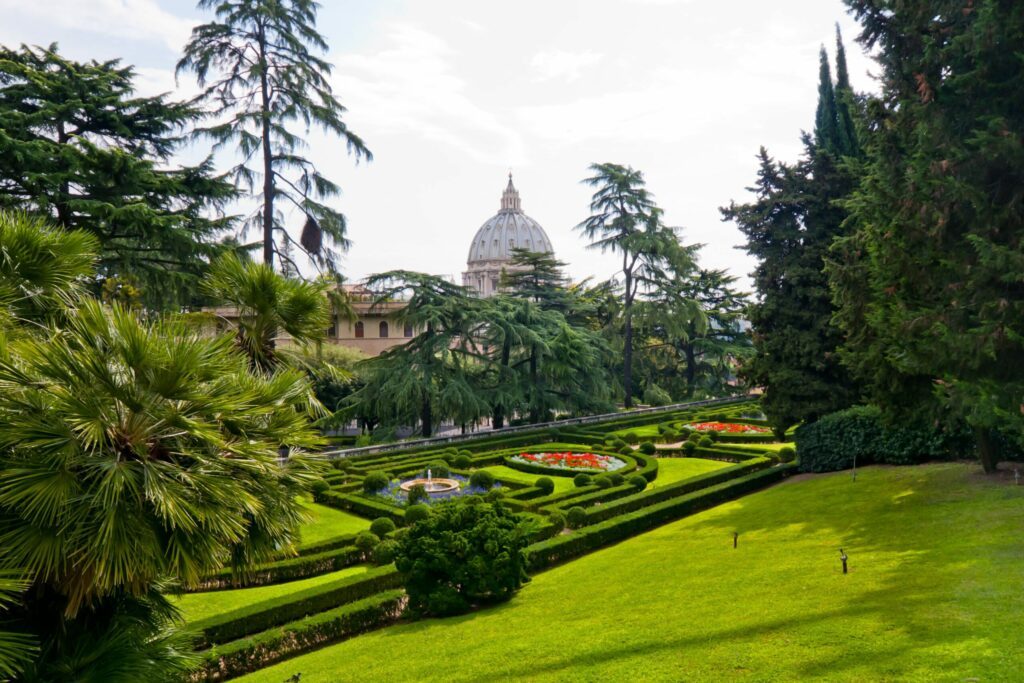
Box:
[839,548,848,575]
[733,531,738,549]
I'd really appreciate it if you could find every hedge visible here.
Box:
[578,458,771,526]
[192,545,364,591]
[794,405,971,472]
[543,483,637,512]
[318,491,405,523]
[193,591,406,681]
[526,465,794,571]
[192,565,403,648]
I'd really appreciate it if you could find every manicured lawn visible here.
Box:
[723,441,796,453]
[172,565,369,623]
[648,456,732,488]
[610,424,661,438]
[240,463,1024,682]
[479,465,575,492]
[297,498,370,547]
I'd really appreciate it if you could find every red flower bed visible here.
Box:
[686,421,771,434]
[512,451,625,472]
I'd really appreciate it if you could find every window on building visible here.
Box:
[379,321,389,338]
[404,323,414,338]
[326,321,337,338]
[354,321,364,338]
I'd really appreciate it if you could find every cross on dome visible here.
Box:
[500,173,522,213]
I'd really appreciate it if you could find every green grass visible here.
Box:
[297,498,370,547]
[610,424,661,438]
[172,565,369,623]
[648,456,732,488]
[721,441,795,453]
[479,465,575,492]
[240,463,1024,682]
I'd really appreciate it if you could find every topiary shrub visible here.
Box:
[687,431,701,443]
[453,454,472,469]
[370,517,396,538]
[698,436,714,448]
[395,499,529,617]
[662,429,679,443]
[627,474,647,491]
[355,530,379,557]
[405,504,431,525]
[609,472,624,486]
[639,441,657,455]
[406,483,428,506]
[643,384,672,407]
[362,471,390,494]
[618,445,633,455]
[707,430,720,442]
[623,431,639,445]
[310,479,330,497]
[778,446,796,463]
[535,477,555,495]
[546,509,567,534]
[373,539,399,565]
[427,461,450,477]
[612,437,627,449]
[682,441,697,455]
[486,488,507,503]
[566,506,586,529]
[656,423,668,434]
[593,474,613,489]
[573,473,593,488]
[469,470,495,490]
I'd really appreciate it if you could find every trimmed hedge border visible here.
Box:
[192,590,406,682]
[192,565,403,648]
[318,491,406,523]
[191,546,364,592]
[526,464,795,570]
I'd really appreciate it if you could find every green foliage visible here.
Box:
[609,472,625,486]
[794,406,967,473]
[698,436,714,448]
[354,531,379,555]
[639,441,657,455]
[469,470,495,490]
[427,461,450,477]
[662,429,679,443]
[778,446,796,464]
[311,479,330,497]
[594,475,613,489]
[404,504,431,525]
[546,510,567,534]
[535,477,555,495]
[623,431,639,444]
[0,46,235,309]
[618,445,633,455]
[394,500,529,617]
[406,484,429,506]
[687,431,701,443]
[453,454,472,469]
[178,0,370,271]
[362,471,390,494]
[369,518,396,538]
[566,506,587,529]
[374,539,400,566]
[628,474,648,491]
[573,473,593,488]
[643,384,672,406]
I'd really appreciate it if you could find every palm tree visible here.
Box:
[0,574,33,679]
[204,253,332,372]
[576,163,690,407]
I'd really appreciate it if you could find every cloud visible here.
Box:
[0,0,195,52]
[332,23,526,165]
[530,49,604,83]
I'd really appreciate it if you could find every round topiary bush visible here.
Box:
[566,506,586,529]
[535,477,555,495]
[687,431,701,443]
[405,504,431,525]
[547,509,566,533]
[573,473,593,488]
[612,437,627,449]
[362,471,390,494]
[662,430,678,443]
[452,454,472,469]
[355,530,379,556]
[639,441,657,455]
[407,483,428,506]
[374,539,399,565]
[628,474,647,491]
[698,436,714,448]
[623,431,639,445]
[370,517,396,538]
[609,472,625,486]
[310,478,329,497]
[426,461,450,477]
[707,430,720,442]
[778,446,796,463]
[618,445,633,455]
[485,487,506,502]
[682,441,697,455]
[469,469,495,490]
[594,474,612,489]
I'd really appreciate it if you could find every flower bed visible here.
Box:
[686,421,771,434]
[510,451,627,473]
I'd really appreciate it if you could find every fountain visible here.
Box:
[399,468,460,496]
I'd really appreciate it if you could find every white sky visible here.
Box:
[0,0,877,290]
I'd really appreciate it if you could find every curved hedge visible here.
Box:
[502,449,635,477]
[193,545,364,591]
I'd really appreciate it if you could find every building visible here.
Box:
[462,174,555,297]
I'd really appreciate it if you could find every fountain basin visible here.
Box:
[399,477,460,495]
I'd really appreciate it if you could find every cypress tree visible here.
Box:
[833,25,860,157]
[814,47,841,152]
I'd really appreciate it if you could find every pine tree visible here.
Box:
[832,0,1024,472]
[0,45,235,309]
[178,0,371,273]
[833,25,860,157]
[814,46,841,152]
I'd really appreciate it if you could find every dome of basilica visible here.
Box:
[463,175,554,297]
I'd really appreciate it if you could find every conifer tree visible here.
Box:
[178,0,370,272]
[814,47,841,152]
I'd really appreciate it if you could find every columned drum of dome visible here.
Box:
[462,174,555,297]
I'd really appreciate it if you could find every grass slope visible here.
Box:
[480,465,575,491]
[298,499,370,547]
[648,457,732,488]
[241,463,1024,682]
[173,565,370,623]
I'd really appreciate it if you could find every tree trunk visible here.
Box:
[528,344,540,423]
[684,342,696,396]
[976,428,999,474]
[258,27,274,269]
[492,340,511,429]
[420,388,432,438]
[623,271,634,408]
